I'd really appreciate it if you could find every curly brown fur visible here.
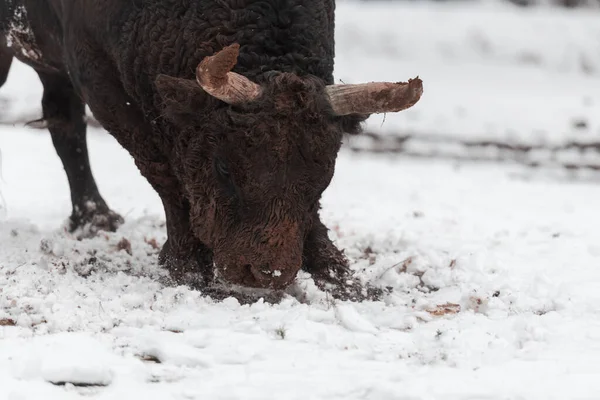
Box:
[155,72,366,291]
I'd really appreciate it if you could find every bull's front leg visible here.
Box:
[67,41,215,288]
[129,160,215,287]
[158,194,214,288]
[302,211,383,302]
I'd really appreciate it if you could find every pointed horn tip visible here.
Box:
[216,42,241,62]
[412,78,423,97]
[388,76,423,111]
[404,77,424,100]
[412,76,422,85]
[387,77,423,98]
[401,77,423,91]
[208,42,241,60]
[197,43,241,84]
[410,76,423,87]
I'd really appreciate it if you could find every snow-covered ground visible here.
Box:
[2,1,600,399]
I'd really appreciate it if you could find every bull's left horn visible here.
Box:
[325,77,423,116]
[196,43,263,104]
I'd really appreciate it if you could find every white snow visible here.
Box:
[11,333,116,386]
[1,1,600,399]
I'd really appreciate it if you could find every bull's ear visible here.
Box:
[155,74,208,118]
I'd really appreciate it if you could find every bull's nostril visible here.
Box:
[244,264,267,279]
[259,265,272,275]
[244,264,263,284]
[249,264,271,277]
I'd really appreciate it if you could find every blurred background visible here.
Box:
[0,0,599,171]
[333,0,600,170]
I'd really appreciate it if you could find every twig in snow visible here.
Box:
[376,256,413,280]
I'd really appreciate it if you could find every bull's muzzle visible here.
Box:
[214,220,303,290]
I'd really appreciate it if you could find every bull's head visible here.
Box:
[155,43,422,290]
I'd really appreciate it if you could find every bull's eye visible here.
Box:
[213,157,241,205]
[215,158,230,178]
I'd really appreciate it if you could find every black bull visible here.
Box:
[0,0,422,301]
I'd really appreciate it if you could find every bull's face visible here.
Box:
[155,44,423,290]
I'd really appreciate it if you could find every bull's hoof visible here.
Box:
[69,208,124,238]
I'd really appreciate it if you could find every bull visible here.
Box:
[0,0,422,301]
